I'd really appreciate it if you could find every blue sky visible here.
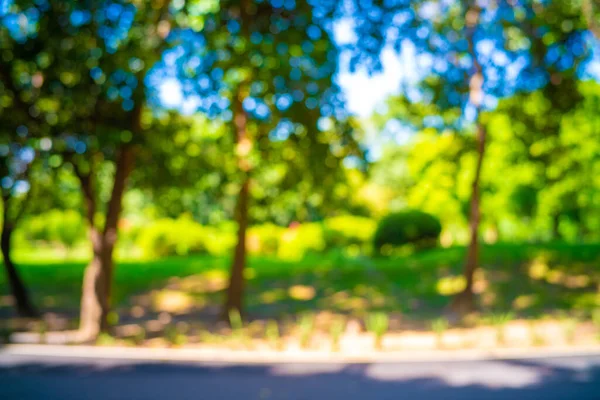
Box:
[159,48,409,118]
[159,19,414,119]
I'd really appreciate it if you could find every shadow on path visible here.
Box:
[1,354,600,399]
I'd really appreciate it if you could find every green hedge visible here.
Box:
[21,210,86,249]
[373,210,441,254]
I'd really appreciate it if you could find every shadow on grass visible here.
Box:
[1,354,600,400]
[2,242,600,337]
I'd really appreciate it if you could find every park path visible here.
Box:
[1,351,600,399]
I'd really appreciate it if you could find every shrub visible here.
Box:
[136,216,206,259]
[52,210,86,249]
[373,210,442,254]
[22,209,86,250]
[203,222,237,257]
[247,223,285,256]
[323,215,376,250]
[278,223,325,261]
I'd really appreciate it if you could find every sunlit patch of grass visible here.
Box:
[512,294,537,310]
[260,289,287,304]
[288,285,316,301]
[436,275,466,296]
[528,256,549,280]
[563,274,591,289]
[152,290,194,314]
[546,269,565,285]
[179,270,228,293]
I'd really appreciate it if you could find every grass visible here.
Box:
[1,242,600,332]
[431,317,449,349]
[366,312,389,349]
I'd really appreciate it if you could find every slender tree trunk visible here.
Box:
[77,144,135,340]
[224,93,251,318]
[225,178,250,315]
[103,142,135,309]
[76,167,107,338]
[451,2,485,315]
[583,0,600,39]
[79,231,109,337]
[1,219,37,318]
[452,124,486,314]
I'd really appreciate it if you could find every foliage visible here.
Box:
[247,224,285,257]
[136,217,207,259]
[278,223,326,261]
[22,210,86,250]
[373,210,442,254]
[366,312,389,349]
[323,215,376,251]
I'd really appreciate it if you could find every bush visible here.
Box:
[373,210,441,254]
[136,216,206,259]
[278,222,325,261]
[22,210,86,249]
[323,215,376,250]
[203,222,237,257]
[247,223,286,256]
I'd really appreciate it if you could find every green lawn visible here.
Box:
[1,242,599,326]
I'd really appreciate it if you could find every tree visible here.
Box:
[341,0,592,314]
[163,0,358,317]
[0,2,61,317]
[2,0,174,338]
[0,139,39,317]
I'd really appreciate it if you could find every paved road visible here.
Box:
[1,352,600,399]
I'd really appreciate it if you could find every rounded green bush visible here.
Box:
[373,210,441,254]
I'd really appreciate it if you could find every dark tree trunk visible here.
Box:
[103,142,135,308]
[76,144,135,340]
[224,94,251,318]
[450,2,485,315]
[79,235,109,337]
[1,220,37,318]
[451,124,486,314]
[225,178,250,316]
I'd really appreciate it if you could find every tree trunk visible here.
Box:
[583,0,600,39]
[224,93,251,318]
[225,178,250,316]
[450,2,485,315]
[451,124,486,314]
[1,220,37,318]
[79,234,109,338]
[77,144,135,340]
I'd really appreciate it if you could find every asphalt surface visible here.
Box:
[1,352,600,399]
